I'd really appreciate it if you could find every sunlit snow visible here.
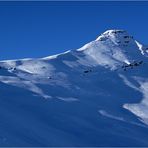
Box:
[0,29,148,146]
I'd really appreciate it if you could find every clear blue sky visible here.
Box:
[0,1,148,60]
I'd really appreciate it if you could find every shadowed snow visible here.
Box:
[0,29,148,146]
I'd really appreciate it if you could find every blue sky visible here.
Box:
[0,1,148,60]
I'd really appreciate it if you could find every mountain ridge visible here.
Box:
[0,29,148,146]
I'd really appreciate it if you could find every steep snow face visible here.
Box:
[0,29,148,146]
[77,29,144,70]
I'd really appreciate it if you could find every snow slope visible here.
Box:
[0,29,148,146]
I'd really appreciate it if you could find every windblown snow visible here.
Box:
[0,29,148,146]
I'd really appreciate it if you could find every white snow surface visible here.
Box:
[0,29,148,146]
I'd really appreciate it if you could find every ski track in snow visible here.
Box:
[98,110,125,121]
[56,96,79,102]
[98,109,148,128]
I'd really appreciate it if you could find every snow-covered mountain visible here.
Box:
[0,29,148,146]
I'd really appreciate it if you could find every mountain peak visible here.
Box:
[96,29,134,46]
[76,29,146,70]
[97,29,129,37]
[102,29,127,35]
